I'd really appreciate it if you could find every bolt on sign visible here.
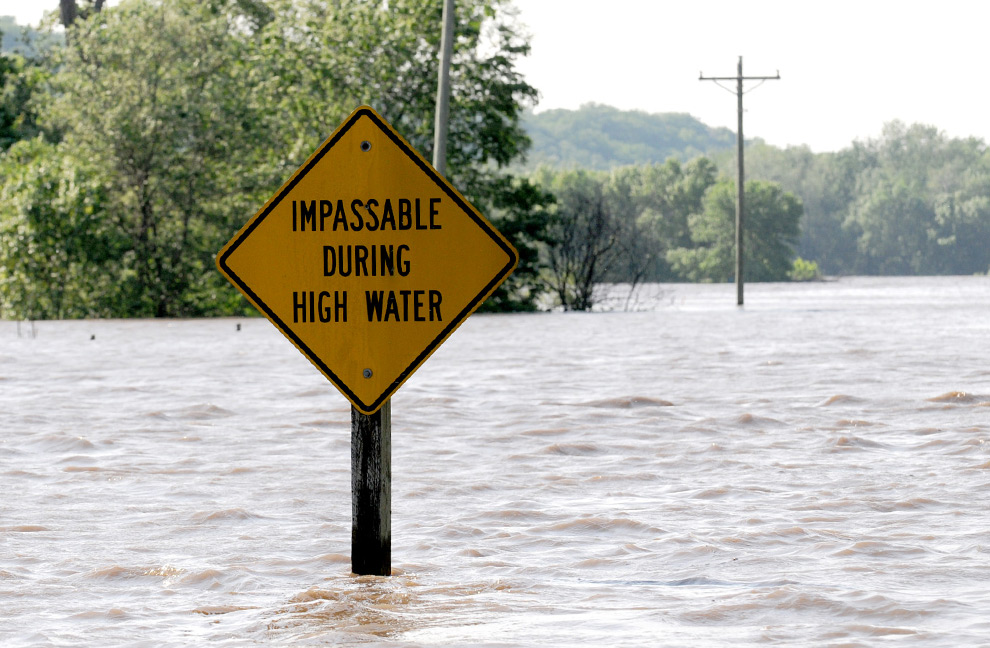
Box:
[216,106,518,414]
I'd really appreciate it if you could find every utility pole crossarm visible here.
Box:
[699,56,780,307]
[699,73,780,81]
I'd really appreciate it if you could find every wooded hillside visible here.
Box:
[519,104,735,171]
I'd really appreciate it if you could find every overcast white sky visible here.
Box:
[4,0,988,152]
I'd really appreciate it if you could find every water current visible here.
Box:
[1,276,989,647]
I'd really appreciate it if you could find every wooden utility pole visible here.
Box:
[700,56,779,306]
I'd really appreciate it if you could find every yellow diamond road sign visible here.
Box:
[217,106,518,414]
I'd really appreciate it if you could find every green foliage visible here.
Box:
[473,175,555,312]
[631,157,718,280]
[712,122,990,278]
[537,168,623,310]
[666,179,802,282]
[843,122,990,276]
[713,142,860,275]
[0,0,545,318]
[520,104,735,171]
[789,257,821,281]
[534,158,726,309]
[533,160,803,307]
[0,138,122,319]
[1,49,47,150]
[251,0,535,175]
[48,0,275,317]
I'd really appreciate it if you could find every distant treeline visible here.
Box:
[719,125,990,277]
[524,105,990,281]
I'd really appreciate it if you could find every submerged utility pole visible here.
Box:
[700,56,779,306]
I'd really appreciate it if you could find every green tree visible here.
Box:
[634,157,718,279]
[1,50,46,150]
[536,167,658,310]
[538,169,616,310]
[0,138,120,319]
[931,154,990,275]
[722,142,859,276]
[844,121,990,275]
[667,179,802,282]
[476,175,555,311]
[600,165,656,286]
[48,0,289,316]
[534,156,720,304]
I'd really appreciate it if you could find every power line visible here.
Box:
[700,56,780,306]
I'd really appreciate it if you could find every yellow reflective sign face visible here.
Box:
[217,106,518,414]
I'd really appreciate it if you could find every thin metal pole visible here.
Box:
[735,56,745,306]
[351,401,391,576]
[433,0,455,175]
